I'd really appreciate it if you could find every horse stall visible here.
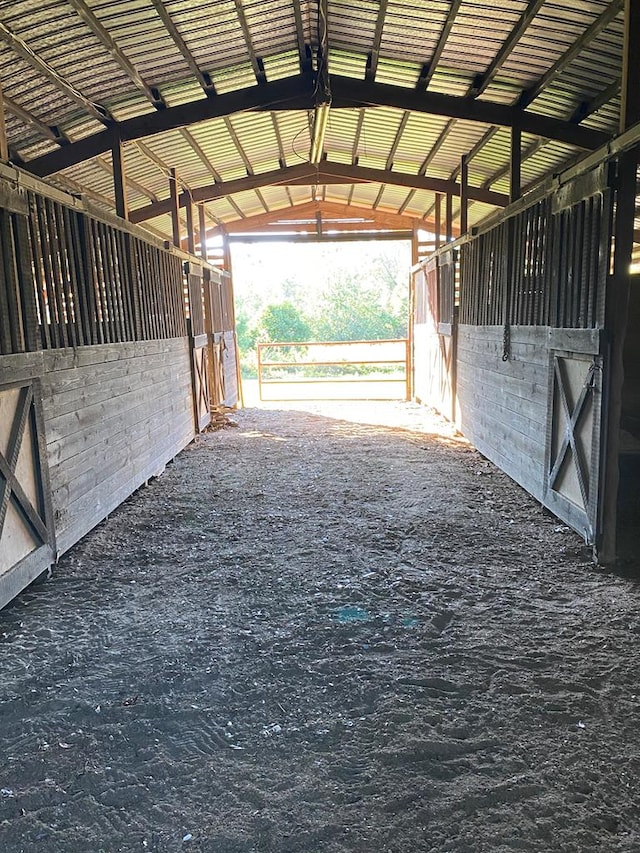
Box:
[0,164,238,608]
[411,151,639,563]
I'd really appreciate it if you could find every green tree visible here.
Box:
[311,274,406,341]
[255,301,311,342]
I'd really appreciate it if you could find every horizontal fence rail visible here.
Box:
[257,339,410,401]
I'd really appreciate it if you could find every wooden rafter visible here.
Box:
[0,20,112,124]
[366,0,389,82]
[148,0,216,96]
[21,74,609,179]
[2,95,69,145]
[471,0,547,97]
[129,160,509,223]
[232,0,266,84]
[66,0,166,109]
[208,200,434,235]
[418,0,464,91]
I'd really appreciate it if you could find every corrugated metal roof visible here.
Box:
[0,0,630,239]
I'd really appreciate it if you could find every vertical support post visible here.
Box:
[408,227,419,401]
[112,137,129,221]
[510,125,522,203]
[598,0,640,563]
[185,195,195,255]
[0,83,8,162]
[435,193,442,250]
[198,205,208,261]
[445,193,453,243]
[460,154,469,235]
[405,338,411,402]
[169,168,181,248]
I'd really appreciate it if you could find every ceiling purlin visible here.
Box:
[372,184,385,209]
[65,0,166,109]
[400,118,456,214]
[352,108,365,165]
[179,128,223,181]
[517,0,624,109]
[416,0,464,92]
[224,117,254,176]
[94,155,158,201]
[3,95,70,146]
[292,0,312,72]
[424,3,624,219]
[147,0,216,97]
[570,80,621,124]
[232,0,267,84]
[470,0,547,98]
[365,0,390,82]
[271,114,287,168]
[254,187,270,213]
[0,20,112,125]
[132,141,223,230]
[385,112,410,170]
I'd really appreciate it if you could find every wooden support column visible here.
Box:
[112,137,129,220]
[0,83,8,162]
[434,192,442,249]
[460,154,469,235]
[445,192,453,243]
[198,205,208,261]
[185,194,195,255]
[169,168,181,248]
[510,125,522,203]
[599,0,640,563]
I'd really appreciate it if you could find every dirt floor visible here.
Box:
[2,400,640,853]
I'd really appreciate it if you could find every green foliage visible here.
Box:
[255,301,312,343]
[311,273,406,341]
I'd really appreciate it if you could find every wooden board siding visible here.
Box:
[41,338,195,555]
[457,324,602,524]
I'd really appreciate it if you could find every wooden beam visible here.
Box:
[209,200,430,235]
[445,192,453,243]
[0,83,8,162]
[185,194,195,254]
[2,94,69,145]
[148,0,216,96]
[366,0,390,81]
[169,168,180,248]
[66,0,166,108]
[510,125,522,203]
[621,0,640,131]
[198,204,208,260]
[419,0,463,90]
[0,21,112,125]
[21,74,609,179]
[232,0,266,84]
[129,161,509,223]
[112,137,129,220]
[460,154,469,234]
[227,231,414,244]
[435,192,442,249]
[519,0,623,108]
[472,0,546,97]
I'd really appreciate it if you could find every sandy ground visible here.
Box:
[2,400,640,853]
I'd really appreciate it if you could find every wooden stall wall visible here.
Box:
[413,163,615,552]
[206,269,240,409]
[412,252,457,421]
[0,165,210,607]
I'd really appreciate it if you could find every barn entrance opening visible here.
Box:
[228,238,414,404]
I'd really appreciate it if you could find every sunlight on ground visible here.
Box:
[240,378,466,444]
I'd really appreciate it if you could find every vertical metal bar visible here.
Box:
[44,199,69,348]
[27,195,51,349]
[435,193,442,250]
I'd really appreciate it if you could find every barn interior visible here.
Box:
[1,0,640,610]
